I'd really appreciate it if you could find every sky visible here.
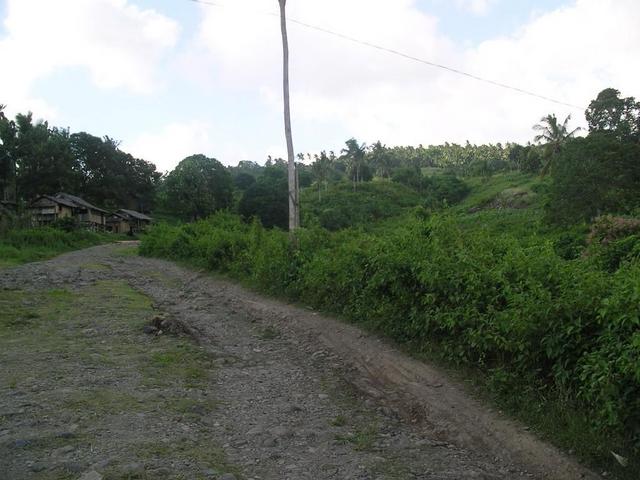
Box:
[1,0,639,172]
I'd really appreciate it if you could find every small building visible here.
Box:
[106,209,152,234]
[29,193,107,230]
[29,195,77,226]
[56,193,108,230]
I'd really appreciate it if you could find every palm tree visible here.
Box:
[278,0,299,231]
[369,141,395,179]
[311,151,333,201]
[341,138,366,191]
[533,113,580,177]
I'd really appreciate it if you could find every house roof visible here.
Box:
[30,194,77,209]
[106,212,128,222]
[55,193,108,214]
[118,209,152,221]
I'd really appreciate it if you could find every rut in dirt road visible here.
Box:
[0,244,599,480]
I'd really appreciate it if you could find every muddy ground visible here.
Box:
[0,244,599,480]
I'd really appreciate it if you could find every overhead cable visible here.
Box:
[184,0,582,109]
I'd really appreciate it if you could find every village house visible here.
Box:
[29,193,108,230]
[29,195,77,226]
[106,209,152,234]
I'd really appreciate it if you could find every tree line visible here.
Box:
[2,87,638,227]
[0,106,160,211]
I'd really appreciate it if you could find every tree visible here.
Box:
[238,166,288,229]
[341,138,367,190]
[70,132,159,210]
[234,172,256,191]
[585,88,640,142]
[0,105,16,202]
[163,154,233,221]
[310,151,333,201]
[532,113,580,176]
[10,113,79,200]
[546,134,640,224]
[278,0,299,231]
[368,141,396,179]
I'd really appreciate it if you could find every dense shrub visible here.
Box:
[583,215,640,271]
[546,135,640,224]
[423,174,470,207]
[301,181,422,230]
[140,212,640,458]
[391,169,470,208]
[238,167,288,229]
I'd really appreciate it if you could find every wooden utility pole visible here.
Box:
[278,0,299,231]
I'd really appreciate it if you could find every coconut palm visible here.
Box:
[311,151,333,201]
[341,138,367,191]
[533,113,580,176]
[369,141,396,179]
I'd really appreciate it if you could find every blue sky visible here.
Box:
[1,0,638,171]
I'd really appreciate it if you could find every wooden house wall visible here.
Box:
[78,210,105,226]
[107,220,130,234]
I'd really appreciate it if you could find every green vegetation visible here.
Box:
[161,154,233,221]
[335,423,378,451]
[0,227,122,268]
[302,181,423,230]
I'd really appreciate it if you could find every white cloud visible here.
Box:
[455,0,497,15]
[188,0,640,151]
[0,0,180,118]
[124,121,252,172]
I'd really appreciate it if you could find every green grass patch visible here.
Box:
[64,389,144,415]
[133,437,242,479]
[112,244,140,257]
[0,227,126,268]
[257,325,280,340]
[330,415,347,427]
[335,423,378,451]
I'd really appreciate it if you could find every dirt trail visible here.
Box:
[0,244,599,479]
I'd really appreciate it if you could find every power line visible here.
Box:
[184,0,582,110]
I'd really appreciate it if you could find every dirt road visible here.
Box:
[0,244,599,479]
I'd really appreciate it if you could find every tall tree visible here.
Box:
[341,138,367,191]
[163,154,233,221]
[11,113,79,199]
[585,88,640,142]
[368,141,396,179]
[0,105,16,202]
[532,113,580,176]
[278,0,299,231]
[311,151,333,201]
[546,134,640,224]
[238,166,288,229]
